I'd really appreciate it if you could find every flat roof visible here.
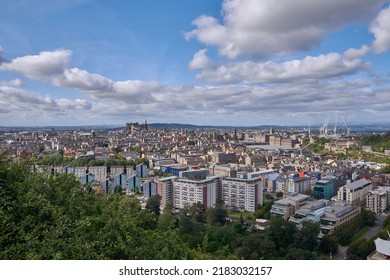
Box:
[346,179,371,190]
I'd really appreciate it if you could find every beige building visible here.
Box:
[270,193,310,220]
[366,187,390,213]
[337,179,372,206]
[222,177,263,213]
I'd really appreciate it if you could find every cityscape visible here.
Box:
[1,120,390,260]
[1,0,390,263]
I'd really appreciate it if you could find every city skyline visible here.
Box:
[1,0,390,126]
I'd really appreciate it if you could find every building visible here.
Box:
[367,237,390,260]
[157,176,176,209]
[270,192,310,220]
[88,166,107,182]
[366,187,390,213]
[80,173,95,185]
[127,175,142,194]
[313,179,335,200]
[210,152,236,164]
[337,179,372,206]
[74,166,87,179]
[173,176,221,210]
[143,181,158,198]
[179,169,208,180]
[289,200,361,235]
[222,177,263,213]
[136,164,148,178]
[287,177,311,194]
[208,164,237,178]
[276,177,288,193]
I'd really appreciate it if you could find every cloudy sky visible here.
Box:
[1,0,390,127]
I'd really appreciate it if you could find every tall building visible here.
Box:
[136,164,148,178]
[313,179,335,199]
[173,176,221,210]
[366,187,390,213]
[143,181,158,198]
[157,176,177,209]
[337,179,372,206]
[88,166,107,182]
[222,177,263,213]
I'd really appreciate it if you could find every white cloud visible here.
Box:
[189,51,368,84]
[370,6,390,53]
[185,0,386,58]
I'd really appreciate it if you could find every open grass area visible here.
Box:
[351,227,369,243]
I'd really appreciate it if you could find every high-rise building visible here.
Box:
[173,176,221,210]
[313,179,335,199]
[366,187,390,213]
[157,176,176,209]
[222,177,263,213]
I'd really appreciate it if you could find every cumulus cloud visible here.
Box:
[189,51,368,84]
[370,6,390,53]
[0,80,92,114]
[185,0,385,58]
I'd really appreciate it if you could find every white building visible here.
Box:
[88,166,107,182]
[287,177,311,194]
[222,177,263,213]
[337,179,372,206]
[366,186,390,213]
[173,176,221,210]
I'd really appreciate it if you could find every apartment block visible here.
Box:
[337,179,372,206]
[88,166,107,182]
[157,176,176,209]
[173,176,221,210]
[222,177,263,213]
[366,186,390,213]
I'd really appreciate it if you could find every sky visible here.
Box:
[1,0,390,127]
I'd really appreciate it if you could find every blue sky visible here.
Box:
[1,0,390,127]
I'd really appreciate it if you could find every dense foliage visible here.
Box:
[1,157,326,260]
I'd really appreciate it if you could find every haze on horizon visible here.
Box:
[1,0,390,127]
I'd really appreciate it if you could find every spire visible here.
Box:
[145,118,148,130]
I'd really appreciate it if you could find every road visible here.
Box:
[334,213,388,260]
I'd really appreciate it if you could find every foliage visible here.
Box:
[145,194,161,216]
[347,239,375,260]
[1,157,332,260]
[319,235,338,255]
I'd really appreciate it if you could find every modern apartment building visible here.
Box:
[366,186,390,213]
[157,176,176,209]
[221,177,263,213]
[88,166,107,182]
[337,179,372,206]
[287,177,311,194]
[173,176,221,210]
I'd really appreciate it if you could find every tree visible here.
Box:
[383,215,390,228]
[347,239,375,260]
[207,203,228,226]
[158,203,176,230]
[319,234,338,256]
[145,194,161,216]
[294,221,320,251]
[276,191,283,198]
[361,208,376,227]
[268,216,297,255]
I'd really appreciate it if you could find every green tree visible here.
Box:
[319,234,339,256]
[145,194,161,216]
[347,239,375,260]
[207,203,228,226]
[294,221,320,251]
[268,216,297,255]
